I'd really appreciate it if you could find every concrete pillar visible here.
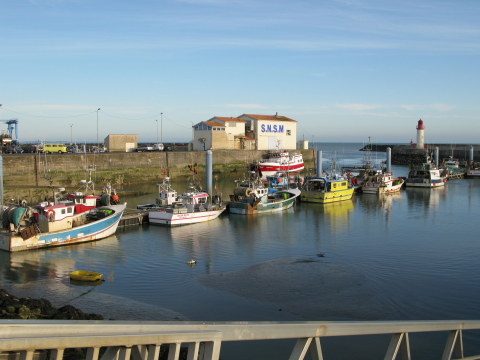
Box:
[470,146,474,163]
[316,150,323,177]
[386,147,392,173]
[435,147,439,168]
[206,150,213,196]
[0,155,3,220]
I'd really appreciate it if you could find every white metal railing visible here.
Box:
[1,320,480,360]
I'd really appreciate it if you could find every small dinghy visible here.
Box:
[69,270,103,282]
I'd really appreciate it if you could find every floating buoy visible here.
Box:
[186,259,197,265]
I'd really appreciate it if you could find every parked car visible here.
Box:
[5,144,23,154]
[67,145,79,153]
[43,143,68,154]
[21,144,38,153]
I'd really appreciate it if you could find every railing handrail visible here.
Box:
[2,320,480,340]
[2,320,480,360]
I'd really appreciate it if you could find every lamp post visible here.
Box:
[160,112,163,143]
[155,119,159,145]
[69,124,73,145]
[96,108,101,152]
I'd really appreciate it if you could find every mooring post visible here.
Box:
[316,150,323,177]
[435,147,439,168]
[206,150,213,196]
[386,147,392,173]
[470,146,474,164]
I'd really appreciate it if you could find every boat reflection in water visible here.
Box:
[406,186,447,210]
[0,235,120,285]
[321,200,354,234]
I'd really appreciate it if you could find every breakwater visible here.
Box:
[360,144,480,165]
[2,150,315,201]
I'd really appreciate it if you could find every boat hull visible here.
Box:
[0,204,126,252]
[466,169,480,178]
[362,179,404,194]
[258,163,305,178]
[300,188,354,204]
[405,179,445,188]
[228,189,300,215]
[148,208,225,226]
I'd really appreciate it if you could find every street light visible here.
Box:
[155,119,159,145]
[96,108,101,152]
[160,112,163,143]
[69,124,73,145]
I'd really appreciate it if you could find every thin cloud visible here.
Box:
[401,104,454,112]
[225,104,269,109]
[336,103,382,111]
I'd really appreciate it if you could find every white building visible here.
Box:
[237,114,297,150]
[191,113,298,151]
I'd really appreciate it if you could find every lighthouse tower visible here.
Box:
[416,119,425,149]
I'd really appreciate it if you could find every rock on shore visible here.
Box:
[0,288,103,320]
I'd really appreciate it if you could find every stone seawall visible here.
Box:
[3,149,315,189]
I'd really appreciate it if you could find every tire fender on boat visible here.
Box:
[47,210,55,222]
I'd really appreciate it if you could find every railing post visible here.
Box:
[442,330,463,360]
[289,338,313,360]
[309,337,324,360]
[87,347,101,360]
[146,344,161,360]
[167,343,180,360]
[384,333,411,360]
[201,340,221,360]
[187,342,200,360]
[49,349,65,360]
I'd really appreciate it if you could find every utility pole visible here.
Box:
[96,108,101,152]
[160,112,163,143]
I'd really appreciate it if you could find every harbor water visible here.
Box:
[1,143,480,358]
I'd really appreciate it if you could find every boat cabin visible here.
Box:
[36,202,76,233]
[66,192,101,214]
[303,177,350,192]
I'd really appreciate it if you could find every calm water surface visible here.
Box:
[2,143,480,358]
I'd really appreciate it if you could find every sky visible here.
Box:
[1,0,480,144]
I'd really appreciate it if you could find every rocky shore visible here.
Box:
[0,288,103,320]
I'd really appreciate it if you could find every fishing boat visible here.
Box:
[300,176,354,204]
[69,270,103,282]
[227,177,300,215]
[0,200,126,252]
[466,162,480,178]
[405,162,446,188]
[139,178,226,226]
[257,151,304,178]
[264,171,302,190]
[360,169,404,194]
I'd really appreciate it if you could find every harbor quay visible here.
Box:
[1,149,315,202]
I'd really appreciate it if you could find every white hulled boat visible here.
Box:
[405,162,446,188]
[138,178,226,226]
[361,169,404,194]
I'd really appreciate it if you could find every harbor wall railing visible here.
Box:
[1,320,480,360]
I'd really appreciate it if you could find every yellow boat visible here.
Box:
[300,177,354,204]
[69,270,103,282]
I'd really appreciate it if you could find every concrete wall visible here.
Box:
[2,149,315,187]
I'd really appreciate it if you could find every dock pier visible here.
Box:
[119,209,148,228]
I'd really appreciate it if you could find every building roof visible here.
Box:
[214,116,246,123]
[203,121,225,127]
[241,114,297,122]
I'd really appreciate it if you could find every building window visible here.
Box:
[286,130,291,136]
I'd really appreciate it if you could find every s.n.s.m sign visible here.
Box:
[260,124,284,133]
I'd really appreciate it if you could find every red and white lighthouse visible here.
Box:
[416,119,425,149]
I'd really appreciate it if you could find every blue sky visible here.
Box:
[1,0,479,144]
